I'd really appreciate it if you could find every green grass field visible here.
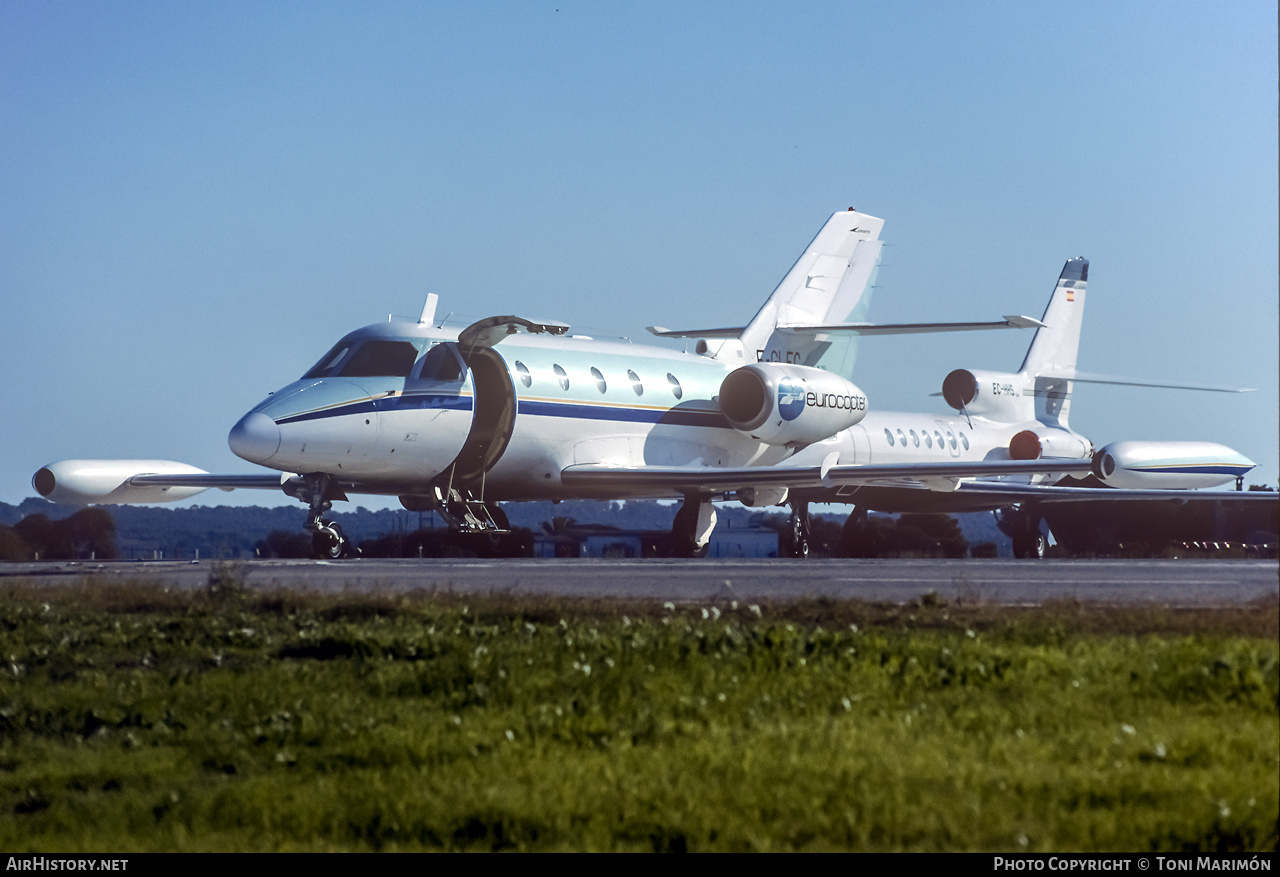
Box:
[1,572,1276,851]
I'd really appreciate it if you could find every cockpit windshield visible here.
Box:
[303,338,420,379]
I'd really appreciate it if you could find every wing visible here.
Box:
[560,458,1278,509]
[560,458,1095,494]
[948,481,1279,504]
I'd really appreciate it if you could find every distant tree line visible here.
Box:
[755,512,977,559]
[0,509,118,560]
[2,490,1273,562]
[254,526,537,559]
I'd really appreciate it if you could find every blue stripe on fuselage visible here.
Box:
[274,393,472,425]
[516,399,730,428]
[1132,464,1252,475]
[272,393,730,430]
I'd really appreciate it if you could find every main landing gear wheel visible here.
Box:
[787,500,811,558]
[672,497,714,558]
[999,505,1046,560]
[1012,529,1047,560]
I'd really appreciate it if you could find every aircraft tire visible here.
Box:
[787,502,811,559]
[1012,531,1046,560]
[671,503,707,558]
[311,522,353,560]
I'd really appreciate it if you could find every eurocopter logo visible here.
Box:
[777,379,806,421]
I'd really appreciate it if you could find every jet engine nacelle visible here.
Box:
[1091,441,1256,490]
[32,460,211,505]
[942,369,1029,422]
[718,363,867,446]
[1009,428,1091,461]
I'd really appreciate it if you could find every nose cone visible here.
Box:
[229,412,281,464]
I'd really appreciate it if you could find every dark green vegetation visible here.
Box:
[0,508,117,561]
[1,577,1276,852]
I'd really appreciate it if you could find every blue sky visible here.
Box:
[2,1,1276,510]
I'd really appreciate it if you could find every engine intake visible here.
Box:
[719,363,867,446]
[941,368,1032,422]
[1009,428,1090,461]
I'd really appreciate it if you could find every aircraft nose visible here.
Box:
[228,412,281,464]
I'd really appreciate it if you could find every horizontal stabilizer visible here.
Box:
[646,325,746,339]
[648,315,1043,339]
[775,315,1045,336]
[1039,370,1254,393]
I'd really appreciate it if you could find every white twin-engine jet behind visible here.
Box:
[35,210,1260,559]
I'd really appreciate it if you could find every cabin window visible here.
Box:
[418,343,464,381]
[628,370,643,396]
[667,373,682,400]
[884,428,894,446]
[934,431,943,449]
[910,430,919,447]
[514,361,532,388]
[897,429,907,446]
[553,364,569,391]
[591,367,607,393]
[960,433,970,451]
[948,431,957,450]
[305,339,420,379]
[924,433,932,449]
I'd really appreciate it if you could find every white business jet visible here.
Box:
[34,210,1259,558]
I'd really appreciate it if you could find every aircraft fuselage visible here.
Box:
[227,317,1087,507]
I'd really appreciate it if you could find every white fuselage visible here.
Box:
[228,318,1082,503]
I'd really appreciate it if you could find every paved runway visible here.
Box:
[3,558,1276,607]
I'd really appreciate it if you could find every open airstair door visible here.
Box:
[450,345,517,485]
[446,315,566,486]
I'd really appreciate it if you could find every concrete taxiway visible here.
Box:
[2,558,1276,607]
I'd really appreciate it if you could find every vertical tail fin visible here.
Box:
[1020,257,1088,426]
[737,210,884,371]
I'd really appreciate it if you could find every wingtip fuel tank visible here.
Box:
[1091,441,1255,490]
[33,460,212,505]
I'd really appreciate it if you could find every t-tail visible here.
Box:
[737,210,885,372]
[940,258,1089,430]
[645,210,885,373]
[1020,257,1089,427]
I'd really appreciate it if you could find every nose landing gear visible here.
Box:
[293,474,361,559]
[311,521,355,560]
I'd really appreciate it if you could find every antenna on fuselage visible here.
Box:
[418,293,439,326]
